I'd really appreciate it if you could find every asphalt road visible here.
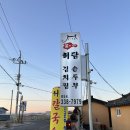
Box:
[2,120,50,130]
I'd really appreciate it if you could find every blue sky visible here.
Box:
[0,0,130,113]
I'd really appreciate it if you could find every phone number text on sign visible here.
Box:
[61,98,82,106]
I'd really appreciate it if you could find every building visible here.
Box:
[0,107,10,121]
[107,93,130,130]
[82,96,110,130]
[0,107,8,115]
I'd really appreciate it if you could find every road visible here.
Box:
[2,120,50,130]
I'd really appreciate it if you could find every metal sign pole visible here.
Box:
[86,43,93,130]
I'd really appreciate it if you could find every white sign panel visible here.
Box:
[20,101,27,111]
[60,32,82,106]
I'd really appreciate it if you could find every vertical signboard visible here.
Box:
[60,32,82,106]
[20,101,27,111]
[50,87,68,130]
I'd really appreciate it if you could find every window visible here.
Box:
[116,108,121,117]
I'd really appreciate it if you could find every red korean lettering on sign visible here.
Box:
[52,112,60,124]
[52,99,60,110]
[63,42,78,50]
[52,127,56,130]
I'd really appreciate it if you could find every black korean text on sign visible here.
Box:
[63,52,69,59]
[63,83,69,89]
[72,82,78,89]
[53,90,59,97]
[63,74,69,80]
[71,51,79,59]
[72,74,78,80]
[63,66,69,72]
[72,66,78,72]
[63,52,79,59]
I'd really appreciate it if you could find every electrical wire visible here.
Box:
[64,0,72,32]
[0,62,52,98]
[80,42,122,96]
[64,0,119,99]
[0,64,17,84]
[91,86,116,93]
[0,1,20,51]
[0,54,9,59]
[0,8,18,56]
[0,1,26,63]
[64,0,120,97]
[0,38,11,58]
[0,2,57,97]
[0,15,18,55]
[0,83,15,85]
[0,98,50,102]
[0,98,12,101]
[89,61,122,96]
[26,99,50,102]
[1,1,120,102]
[26,62,59,78]
[22,85,52,93]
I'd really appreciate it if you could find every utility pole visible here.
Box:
[11,51,26,118]
[18,95,23,123]
[21,101,24,123]
[85,43,93,130]
[10,90,13,117]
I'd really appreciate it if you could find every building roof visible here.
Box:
[0,107,8,111]
[107,93,130,107]
[83,96,107,106]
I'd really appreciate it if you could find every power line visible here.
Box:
[0,83,15,85]
[0,1,20,51]
[0,55,9,59]
[80,42,122,96]
[0,98,50,102]
[0,38,11,58]
[0,64,17,84]
[64,0,72,32]
[0,15,19,55]
[64,0,122,104]
[64,0,120,97]
[27,62,59,78]
[89,61,122,96]
[0,98,12,101]
[22,85,52,93]
[26,99,50,102]
[91,86,116,93]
